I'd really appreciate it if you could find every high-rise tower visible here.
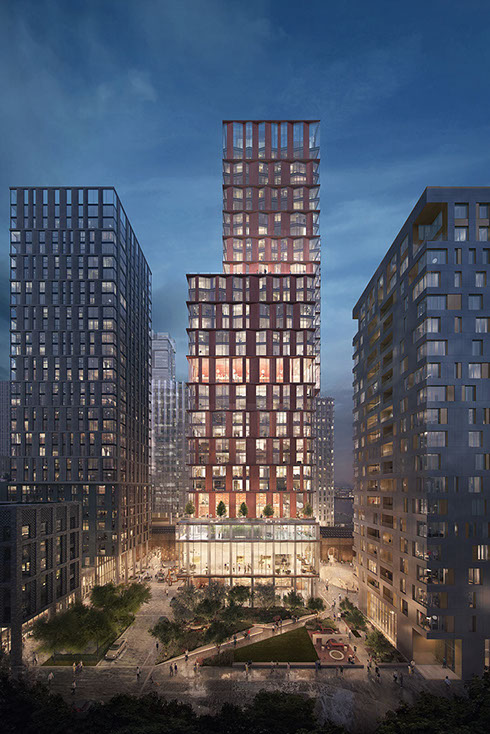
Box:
[353,187,490,678]
[9,187,151,588]
[178,121,321,596]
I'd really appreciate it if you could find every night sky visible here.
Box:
[2,0,490,483]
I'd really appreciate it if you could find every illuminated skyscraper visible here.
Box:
[178,121,321,596]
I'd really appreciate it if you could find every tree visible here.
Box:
[205,620,229,650]
[150,616,183,647]
[365,629,393,661]
[247,691,318,734]
[254,583,276,609]
[216,501,227,517]
[184,501,195,516]
[33,613,68,660]
[171,584,201,623]
[228,585,250,606]
[306,597,325,614]
[263,503,274,518]
[283,591,304,610]
[303,503,313,518]
[238,502,248,517]
[84,607,115,653]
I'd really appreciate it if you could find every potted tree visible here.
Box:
[216,501,227,518]
[238,502,248,518]
[184,501,195,517]
[263,504,274,519]
[303,503,313,518]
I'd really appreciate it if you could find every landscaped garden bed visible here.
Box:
[152,583,324,663]
[35,582,151,665]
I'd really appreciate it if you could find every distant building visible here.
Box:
[151,378,189,519]
[0,502,81,668]
[313,396,334,525]
[0,382,10,479]
[152,332,176,382]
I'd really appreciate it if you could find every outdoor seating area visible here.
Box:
[308,631,360,665]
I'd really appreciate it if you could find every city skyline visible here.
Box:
[4,1,490,482]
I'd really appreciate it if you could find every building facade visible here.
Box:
[178,120,322,596]
[0,501,81,667]
[313,396,334,525]
[9,187,151,588]
[353,187,490,678]
[0,382,10,479]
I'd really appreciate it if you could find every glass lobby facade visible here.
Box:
[178,519,319,595]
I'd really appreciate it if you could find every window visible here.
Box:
[475,318,489,333]
[476,272,487,287]
[469,431,482,448]
[454,272,462,287]
[469,295,483,310]
[455,227,468,241]
[468,568,481,585]
[472,340,483,356]
[478,204,489,219]
[454,203,468,218]
[478,227,489,241]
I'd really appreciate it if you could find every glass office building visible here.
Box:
[178,121,322,596]
[353,188,490,678]
[9,187,151,589]
[313,396,335,525]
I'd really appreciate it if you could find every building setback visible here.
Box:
[353,187,490,678]
[313,396,335,525]
[178,121,322,596]
[9,187,151,589]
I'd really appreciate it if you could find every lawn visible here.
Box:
[233,627,318,663]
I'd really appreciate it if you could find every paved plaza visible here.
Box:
[23,558,465,732]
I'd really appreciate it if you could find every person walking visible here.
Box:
[71,680,76,695]
[287,661,291,676]
[72,662,76,675]
[339,665,344,676]
[136,666,141,680]
[393,671,398,684]
[174,663,178,675]
[233,634,237,647]
[47,672,54,688]
[156,642,159,652]
[184,651,189,663]
[444,675,451,690]
[169,664,173,677]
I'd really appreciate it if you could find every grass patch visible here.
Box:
[234,627,318,663]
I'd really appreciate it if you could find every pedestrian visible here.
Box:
[33,653,38,665]
[399,672,404,688]
[194,661,198,674]
[245,662,249,675]
[393,672,398,684]
[332,600,336,608]
[287,661,291,675]
[233,634,237,647]
[71,680,76,695]
[376,670,380,683]
[353,645,357,654]
[47,671,54,687]
[136,666,141,680]
[444,675,451,690]
[185,652,189,662]
[72,662,76,675]
[375,665,379,677]
[442,656,447,668]
[367,659,371,671]
[339,665,344,675]
[348,631,351,641]
[174,663,178,675]
[169,665,173,677]
[408,664,413,676]
[156,642,159,652]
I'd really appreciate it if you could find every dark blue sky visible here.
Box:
[2,0,490,483]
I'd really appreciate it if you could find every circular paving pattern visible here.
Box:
[329,649,345,661]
